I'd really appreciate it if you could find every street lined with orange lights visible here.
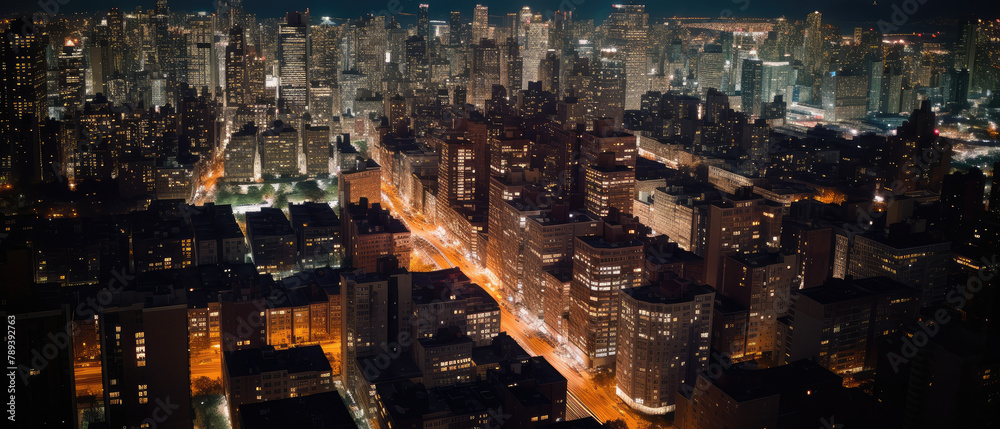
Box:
[380,182,648,428]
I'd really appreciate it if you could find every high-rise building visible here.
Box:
[954,20,978,96]
[246,207,299,274]
[720,252,799,363]
[651,185,720,255]
[339,158,381,206]
[519,8,548,88]
[473,5,490,44]
[821,72,868,122]
[0,17,47,184]
[340,267,413,414]
[434,131,480,219]
[342,198,411,272]
[592,59,626,126]
[418,4,430,40]
[675,360,890,429]
[989,161,1000,214]
[616,278,714,415]
[100,290,193,429]
[226,26,247,105]
[131,205,196,273]
[309,81,336,126]
[740,59,763,117]
[189,203,249,265]
[581,118,637,167]
[247,53,268,103]
[584,153,636,217]
[226,122,258,182]
[260,120,299,177]
[289,202,341,269]
[485,173,545,302]
[606,4,649,110]
[449,11,466,46]
[879,67,904,114]
[310,23,341,84]
[522,210,602,336]
[471,39,501,109]
[760,61,794,108]
[568,227,644,368]
[107,8,126,76]
[696,45,725,95]
[9,304,77,427]
[704,190,784,287]
[804,11,825,75]
[781,276,919,376]
[278,12,310,112]
[58,39,85,115]
[842,228,951,305]
[223,345,334,429]
[941,168,986,229]
[353,14,388,92]
[187,13,216,93]
[303,124,330,175]
[411,268,501,346]
[539,51,560,95]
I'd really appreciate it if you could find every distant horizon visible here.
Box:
[2,0,996,33]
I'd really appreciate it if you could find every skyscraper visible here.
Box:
[260,120,299,176]
[720,252,799,363]
[704,190,784,287]
[58,39,85,114]
[225,122,257,182]
[187,12,216,93]
[278,12,309,112]
[449,11,466,46]
[821,72,868,122]
[418,4,430,40]
[470,39,501,109]
[760,61,793,107]
[519,8,548,88]
[569,228,644,368]
[100,292,193,429]
[740,59,763,117]
[584,153,636,218]
[696,45,725,95]
[804,11,825,75]
[0,17,47,184]
[539,51,560,95]
[107,8,125,76]
[954,20,978,96]
[352,15,388,92]
[606,4,649,110]
[616,279,714,414]
[225,26,247,105]
[473,5,489,44]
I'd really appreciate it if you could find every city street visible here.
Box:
[380,183,650,428]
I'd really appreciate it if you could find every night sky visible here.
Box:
[3,0,998,30]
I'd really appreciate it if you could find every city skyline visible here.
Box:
[2,1,1000,429]
[3,0,997,32]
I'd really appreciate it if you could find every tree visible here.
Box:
[274,192,289,209]
[604,419,628,429]
[245,186,263,204]
[260,184,276,200]
[81,405,104,428]
[593,370,615,390]
[193,392,227,429]
[294,180,327,201]
[192,376,222,396]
